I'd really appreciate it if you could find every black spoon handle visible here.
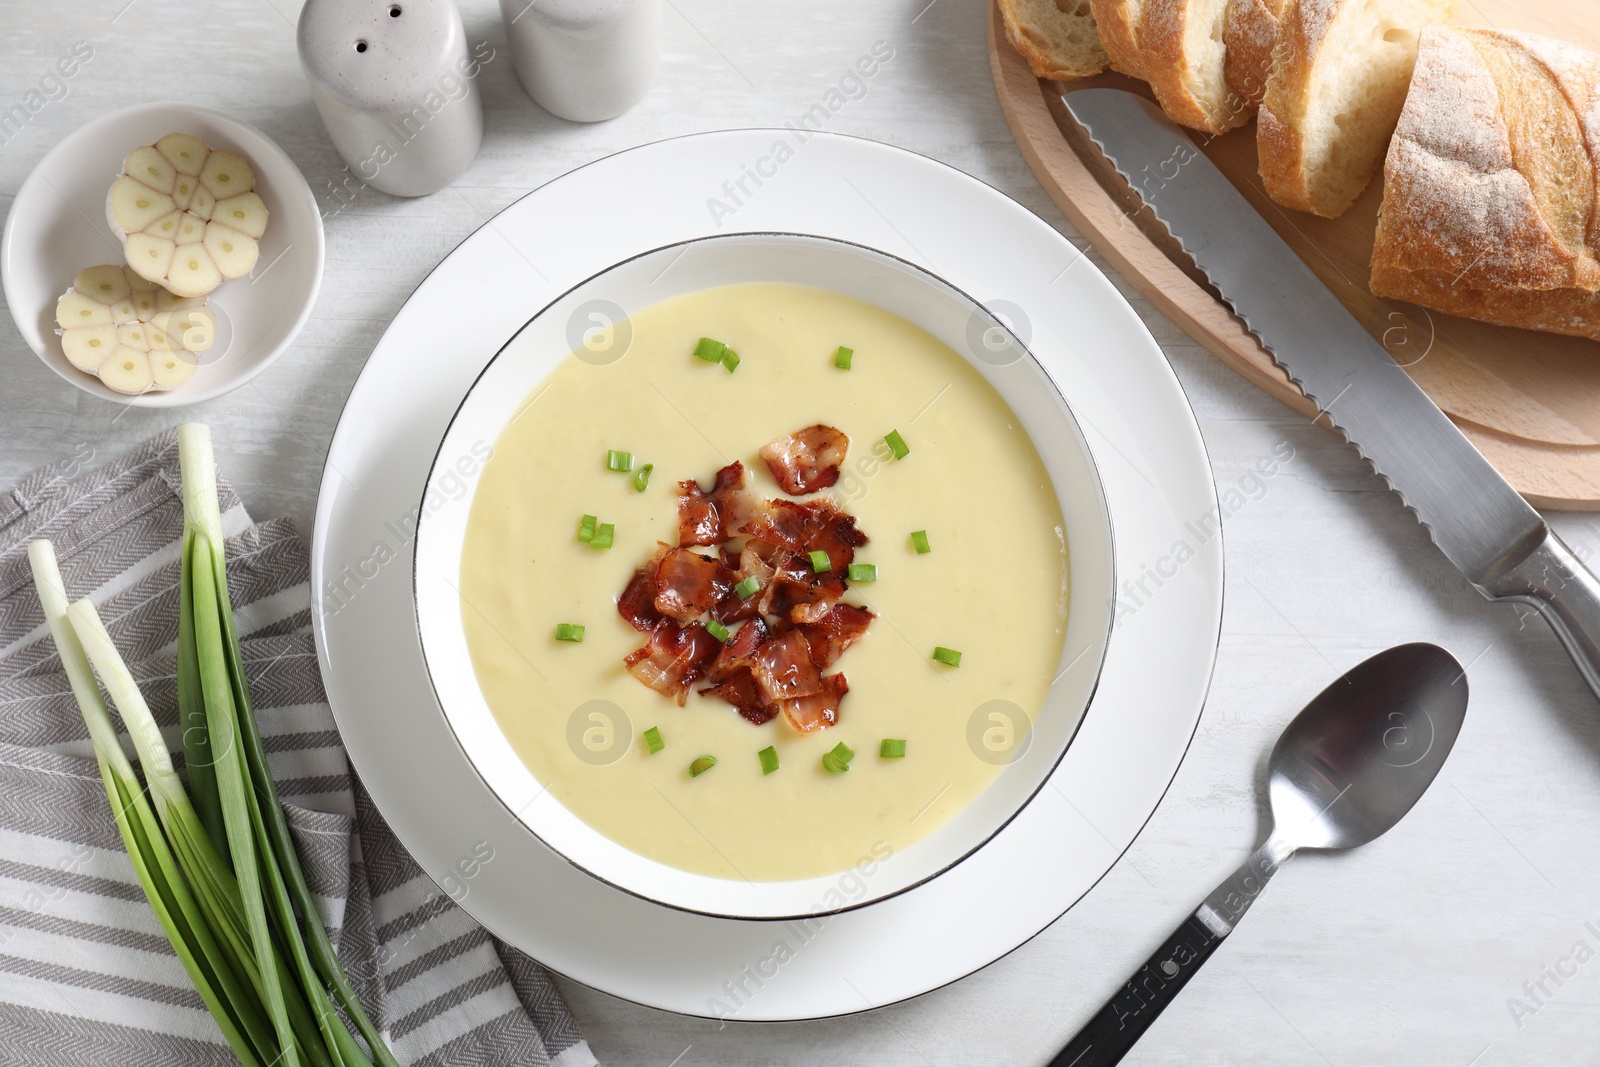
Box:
[1047,911,1224,1067]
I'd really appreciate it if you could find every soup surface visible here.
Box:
[459,282,1069,881]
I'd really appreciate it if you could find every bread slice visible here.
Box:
[1371,26,1600,341]
[999,0,1111,81]
[1090,0,1149,77]
[1223,0,1292,108]
[1258,0,1456,218]
[1369,268,1600,340]
[1141,0,1256,133]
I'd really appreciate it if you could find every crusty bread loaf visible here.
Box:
[1142,0,1256,133]
[1371,25,1600,341]
[1223,0,1291,108]
[999,0,1111,81]
[1090,0,1149,77]
[1258,0,1455,218]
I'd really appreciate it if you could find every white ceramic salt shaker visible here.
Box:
[499,0,662,123]
[297,0,485,197]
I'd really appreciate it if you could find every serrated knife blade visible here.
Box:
[1062,87,1600,699]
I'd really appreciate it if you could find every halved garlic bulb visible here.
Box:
[55,264,216,394]
[107,133,268,298]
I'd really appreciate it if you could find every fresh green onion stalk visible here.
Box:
[179,424,398,1067]
[70,595,346,1067]
[25,424,400,1067]
[28,541,278,1067]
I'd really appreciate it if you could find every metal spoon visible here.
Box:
[1051,642,1468,1066]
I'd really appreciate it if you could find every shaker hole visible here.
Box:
[355,39,368,52]
[389,5,401,15]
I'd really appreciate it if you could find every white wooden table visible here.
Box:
[4,1,1599,1063]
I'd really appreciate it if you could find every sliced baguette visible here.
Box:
[1090,0,1150,77]
[1474,31,1600,288]
[1142,0,1256,133]
[1258,0,1456,218]
[1223,0,1292,108]
[999,0,1110,81]
[1370,267,1600,340]
[1371,26,1600,340]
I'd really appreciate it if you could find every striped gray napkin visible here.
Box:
[0,430,597,1067]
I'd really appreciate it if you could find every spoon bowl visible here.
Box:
[1268,642,1468,853]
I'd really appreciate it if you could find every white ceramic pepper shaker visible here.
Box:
[498,0,662,123]
[297,0,485,197]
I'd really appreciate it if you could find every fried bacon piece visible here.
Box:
[739,499,812,554]
[703,671,778,725]
[711,545,772,624]
[677,461,749,546]
[737,498,867,623]
[750,630,823,705]
[617,545,669,633]
[759,554,846,624]
[618,456,874,730]
[653,547,728,625]
[759,424,849,496]
[734,544,778,584]
[795,604,874,669]
[623,623,721,706]
[803,505,869,574]
[700,619,783,724]
[740,498,867,574]
[705,616,769,683]
[779,672,849,733]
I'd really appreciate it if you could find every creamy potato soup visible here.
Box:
[459,283,1068,881]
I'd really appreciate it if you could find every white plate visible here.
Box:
[311,130,1221,1020]
[0,102,324,406]
[413,231,1117,920]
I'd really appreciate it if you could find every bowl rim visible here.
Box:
[0,100,326,408]
[411,229,1117,921]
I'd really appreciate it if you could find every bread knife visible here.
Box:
[1061,87,1600,700]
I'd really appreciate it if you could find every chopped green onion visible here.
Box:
[847,563,877,582]
[759,746,780,775]
[633,463,654,492]
[884,429,910,460]
[644,726,664,754]
[734,575,761,599]
[577,513,598,543]
[694,337,726,362]
[721,349,741,372]
[834,346,854,370]
[705,618,730,643]
[821,741,855,775]
[690,755,718,777]
[555,623,585,642]
[590,523,615,549]
[932,646,962,667]
[880,738,907,758]
[606,449,633,472]
[807,549,832,574]
[911,530,931,554]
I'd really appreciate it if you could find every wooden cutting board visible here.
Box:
[988,0,1600,510]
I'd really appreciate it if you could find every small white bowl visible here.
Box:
[1,102,324,407]
[414,233,1117,920]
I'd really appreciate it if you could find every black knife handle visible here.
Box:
[1048,911,1224,1067]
